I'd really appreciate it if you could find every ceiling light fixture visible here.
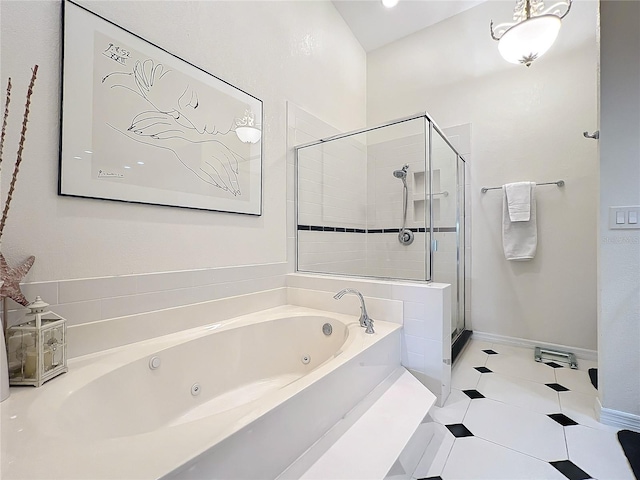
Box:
[490,0,571,67]
[381,0,399,9]
[235,109,261,144]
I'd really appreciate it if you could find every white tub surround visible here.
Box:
[297,369,436,480]
[66,287,288,358]
[1,305,402,480]
[287,273,452,405]
[5,262,288,330]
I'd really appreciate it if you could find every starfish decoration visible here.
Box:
[0,252,34,306]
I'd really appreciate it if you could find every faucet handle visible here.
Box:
[358,312,367,328]
[363,317,375,334]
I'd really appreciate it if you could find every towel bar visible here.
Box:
[481,180,565,194]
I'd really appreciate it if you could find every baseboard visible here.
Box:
[596,397,640,432]
[471,331,598,362]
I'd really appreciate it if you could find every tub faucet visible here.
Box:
[333,288,375,334]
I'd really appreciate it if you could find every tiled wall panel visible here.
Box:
[7,263,288,328]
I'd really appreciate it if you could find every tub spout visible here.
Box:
[333,288,375,334]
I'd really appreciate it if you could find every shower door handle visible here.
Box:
[432,239,438,252]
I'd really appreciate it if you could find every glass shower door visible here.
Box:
[430,130,465,340]
[296,116,429,282]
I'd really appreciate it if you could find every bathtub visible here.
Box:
[1,305,401,479]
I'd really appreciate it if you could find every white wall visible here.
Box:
[367,1,599,351]
[0,0,366,285]
[598,0,640,421]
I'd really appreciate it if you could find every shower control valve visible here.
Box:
[399,229,414,246]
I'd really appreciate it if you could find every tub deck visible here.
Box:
[1,305,402,480]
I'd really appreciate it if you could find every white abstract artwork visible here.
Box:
[60,1,262,215]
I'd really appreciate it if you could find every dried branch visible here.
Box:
[0,78,12,171]
[0,65,38,242]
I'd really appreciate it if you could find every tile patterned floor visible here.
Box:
[410,340,636,480]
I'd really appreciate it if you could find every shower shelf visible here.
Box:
[413,193,448,201]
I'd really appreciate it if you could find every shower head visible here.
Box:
[393,164,409,180]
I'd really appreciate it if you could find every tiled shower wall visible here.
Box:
[295,121,469,287]
[366,133,427,280]
[295,117,431,281]
[290,106,471,338]
[296,120,368,276]
[287,106,457,404]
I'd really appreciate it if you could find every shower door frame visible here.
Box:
[453,153,467,346]
[294,112,466,284]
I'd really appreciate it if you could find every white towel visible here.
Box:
[505,182,533,222]
[502,183,537,261]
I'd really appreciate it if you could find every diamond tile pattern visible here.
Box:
[550,460,591,480]
[487,352,556,384]
[547,382,570,392]
[548,413,579,426]
[464,398,567,461]
[388,340,634,480]
[474,366,492,373]
[446,423,474,438]
[546,361,564,368]
[565,426,634,479]
[463,389,485,399]
[441,436,568,479]
[477,372,561,414]
[389,339,635,480]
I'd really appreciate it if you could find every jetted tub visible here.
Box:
[1,305,401,479]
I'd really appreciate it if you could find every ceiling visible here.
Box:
[332,0,488,52]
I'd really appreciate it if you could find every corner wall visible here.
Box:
[598,0,640,422]
[367,1,599,350]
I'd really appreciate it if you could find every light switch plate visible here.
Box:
[609,206,640,229]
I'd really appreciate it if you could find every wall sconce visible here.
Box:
[491,0,572,67]
[235,110,261,144]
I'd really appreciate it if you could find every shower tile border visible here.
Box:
[297,224,457,233]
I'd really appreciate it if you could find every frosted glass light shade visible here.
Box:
[382,0,399,8]
[236,126,261,144]
[498,15,562,66]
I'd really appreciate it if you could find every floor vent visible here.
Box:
[534,346,578,369]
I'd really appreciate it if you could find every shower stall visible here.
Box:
[294,113,468,348]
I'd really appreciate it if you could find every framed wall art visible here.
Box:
[59,1,263,215]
